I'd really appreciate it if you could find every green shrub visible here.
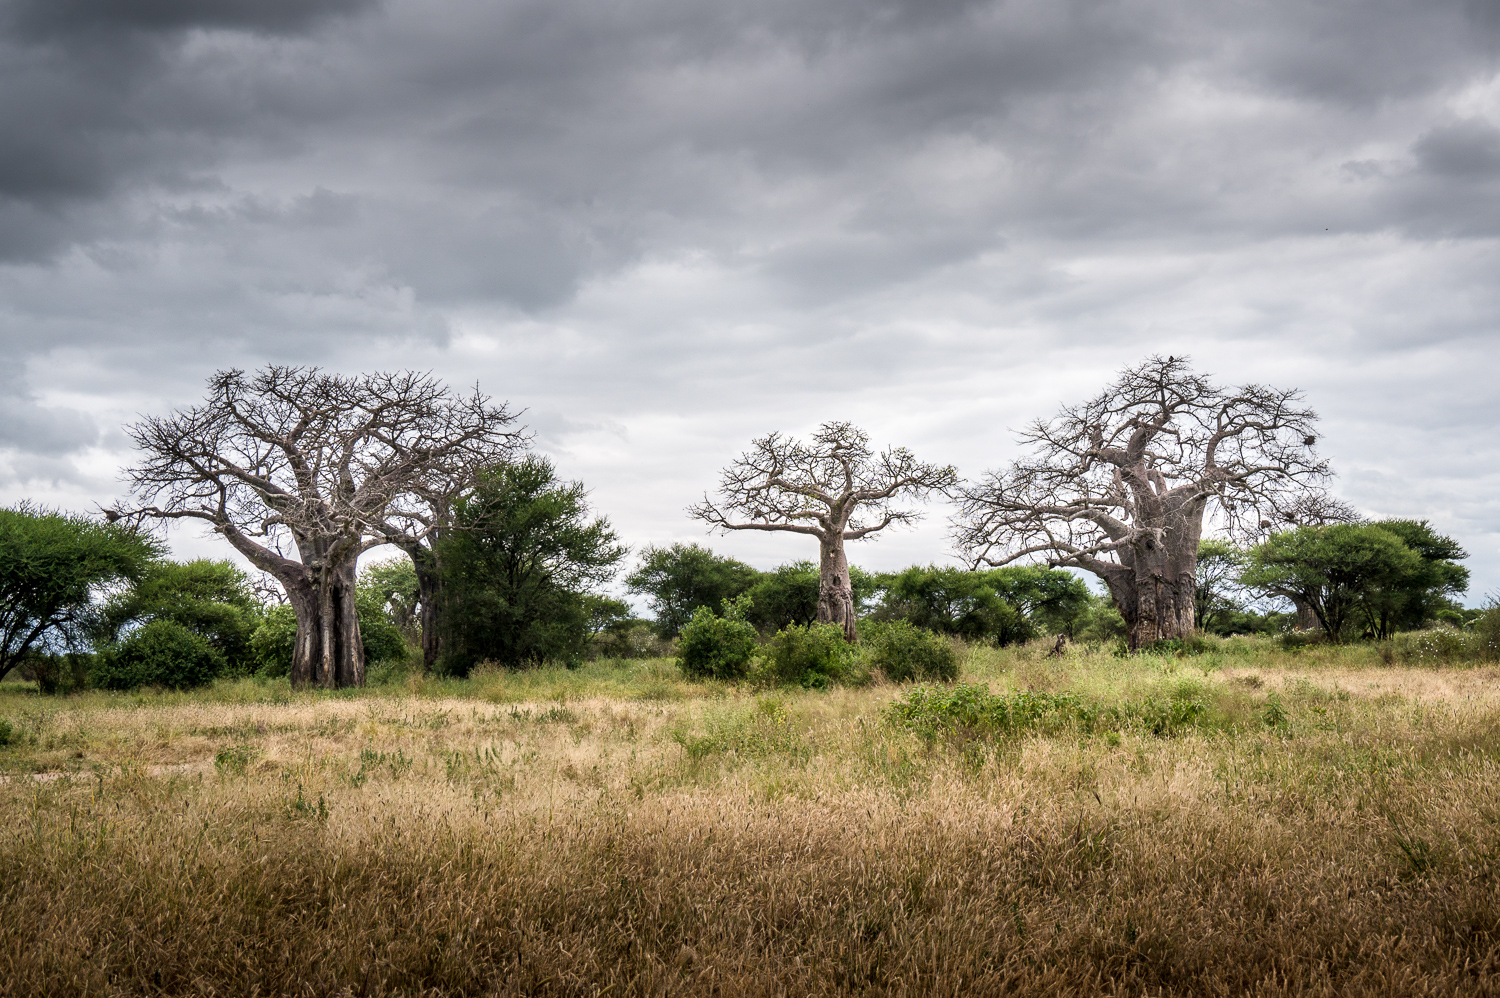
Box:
[677,599,759,681]
[1473,600,1500,662]
[864,621,958,683]
[1389,625,1471,665]
[95,619,225,691]
[755,622,860,689]
[0,719,12,746]
[886,682,1210,742]
[591,620,672,660]
[30,653,94,695]
[1279,629,1326,650]
[250,605,297,678]
[1137,633,1217,657]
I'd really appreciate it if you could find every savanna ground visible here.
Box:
[3,638,1499,997]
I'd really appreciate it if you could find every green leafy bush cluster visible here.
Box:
[1473,600,1500,662]
[0,719,13,746]
[1386,625,1471,665]
[94,620,226,691]
[754,622,865,689]
[885,682,1208,741]
[863,621,958,682]
[676,598,759,680]
[590,620,673,660]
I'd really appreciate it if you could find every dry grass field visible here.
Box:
[2,638,1499,996]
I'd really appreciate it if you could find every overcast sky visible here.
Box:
[2,0,1498,602]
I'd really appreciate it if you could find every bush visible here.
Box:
[677,599,759,681]
[591,620,672,660]
[886,682,1210,742]
[864,621,958,683]
[30,652,95,695]
[250,605,297,678]
[0,719,12,746]
[1388,625,1471,665]
[95,619,225,691]
[755,622,862,689]
[1474,600,1500,662]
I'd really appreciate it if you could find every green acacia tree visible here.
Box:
[0,504,161,690]
[1362,520,1468,638]
[872,565,1091,645]
[624,543,761,637]
[437,456,627,673]
[98,559,264,675]
[1241,524,1423,642]
[1194,539,1247,632]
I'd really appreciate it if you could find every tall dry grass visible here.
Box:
[2,639,1499,995]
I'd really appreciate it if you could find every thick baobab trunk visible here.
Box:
[286,560,365,688]
[816,534,858,642]
[413,553,442,672]
[1122,572,1196,648]
[1104,540,1198,650]
[391,538,443,672]
[1291,597,1319,631]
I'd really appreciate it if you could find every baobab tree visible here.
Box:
[953,355,1333,649]
[122,366,522,688]
[690,421,957,641]
[374,459,512,672]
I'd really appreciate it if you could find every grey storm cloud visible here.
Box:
[1,0,1499,592]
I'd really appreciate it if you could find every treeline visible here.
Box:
[618,543,1121,646]
[0,498,1487,694]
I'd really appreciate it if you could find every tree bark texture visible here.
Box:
[285,561,365,688]
[817,535,858,642]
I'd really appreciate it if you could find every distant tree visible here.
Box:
[1193,539,1246,633]
[691,422,957,642]
[1241,524,1422,642]
[121,366,521,688]
[0,504,160,690]
[624,543,760,637]
[98,559,263,675]
[1362,520,1468,637]
[984,566,1094,637]
[871,565,1090,646]
[357,556,421,642]
[437,456,626,673]
[742,561,878,635]
[955,356,1334,649]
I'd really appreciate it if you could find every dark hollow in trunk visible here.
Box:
[286,562,365,688]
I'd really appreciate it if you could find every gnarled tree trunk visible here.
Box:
[284,560,365,688]
[816,533,858,642]
[1101,527,1199,649]
[388,536,443,672]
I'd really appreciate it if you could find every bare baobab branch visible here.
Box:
[953,355,1337,649]
[120,366,524,688]
[690,421,957,641]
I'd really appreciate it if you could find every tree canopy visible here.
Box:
[0,504,161,688]
[691,421,956,641]
[1242,521,1468,641]
[624,543,761,638]
[437,456,626,673]
[955,355,1335,648]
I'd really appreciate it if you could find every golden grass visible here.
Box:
[2,639,1499,996]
